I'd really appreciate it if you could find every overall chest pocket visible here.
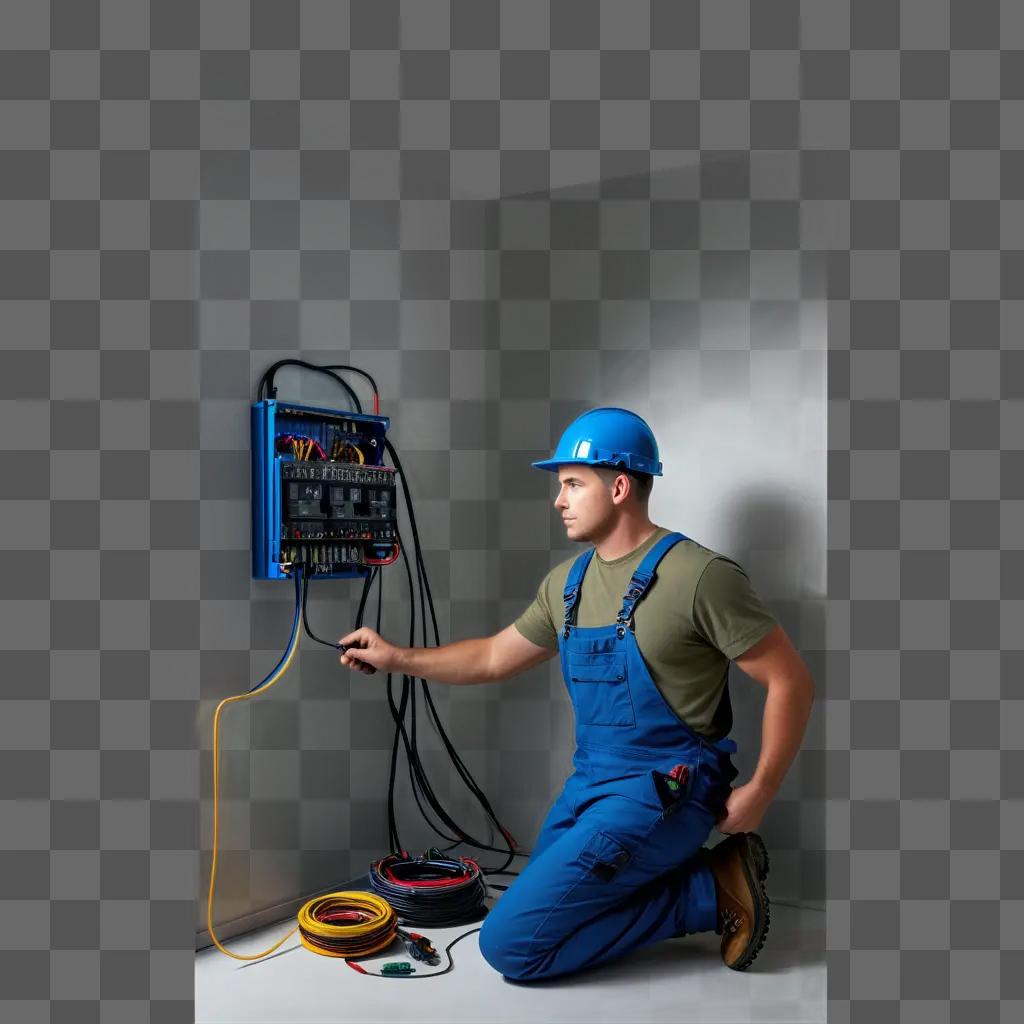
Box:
[568,651,635,727]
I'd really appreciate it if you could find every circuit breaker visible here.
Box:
[251,399,399,580]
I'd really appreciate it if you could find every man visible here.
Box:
[339,407,815,981]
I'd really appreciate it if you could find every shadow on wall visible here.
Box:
[717,482,827,758]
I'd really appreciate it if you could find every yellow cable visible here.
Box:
[297,892,397,958]
[206,622,303,960]
[206,574,399,964]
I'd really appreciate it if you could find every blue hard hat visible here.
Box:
[532,407,663,476]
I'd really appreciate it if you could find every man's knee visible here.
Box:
[478,909,546,982]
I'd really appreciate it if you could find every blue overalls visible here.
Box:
[478,531,740,982]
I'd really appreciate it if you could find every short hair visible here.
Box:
[593,465,654,504]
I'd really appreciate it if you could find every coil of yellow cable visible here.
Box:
[297,892,397,958]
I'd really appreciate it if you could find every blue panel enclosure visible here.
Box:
[250,399,397,581]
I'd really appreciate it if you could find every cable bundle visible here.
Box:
[267,360,525,876]
[369,849,489,927]
[296,892,397,959]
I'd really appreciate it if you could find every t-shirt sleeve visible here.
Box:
[691,557,778,660]
[513,571,560,652]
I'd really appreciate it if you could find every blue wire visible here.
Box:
[248,564,304,694]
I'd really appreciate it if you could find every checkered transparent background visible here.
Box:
[2,1,1021,1021]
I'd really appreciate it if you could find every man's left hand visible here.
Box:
[715,781,772,835]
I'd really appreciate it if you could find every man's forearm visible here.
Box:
[749,674,815,799]
[396,637,493,686]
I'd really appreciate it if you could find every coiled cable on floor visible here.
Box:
[368,849,489,927]
[297,892,397,958]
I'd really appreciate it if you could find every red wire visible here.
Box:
[365,543,399,566]
[380,855,479,887]
[276,433,327,459]
[381,871,466,888]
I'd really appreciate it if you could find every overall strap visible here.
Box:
[615,531,689,632]
[561,548,597,639]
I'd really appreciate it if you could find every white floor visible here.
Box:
[196,896,826,1024]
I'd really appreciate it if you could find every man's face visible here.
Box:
[553,466,615,541]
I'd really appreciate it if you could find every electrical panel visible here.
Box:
[251,399,399,580]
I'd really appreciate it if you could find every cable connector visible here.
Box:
[400,931,439,964]
[381,961,415,974]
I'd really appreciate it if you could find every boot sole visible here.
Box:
[726,832,771,972]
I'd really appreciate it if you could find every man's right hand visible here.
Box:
[338,627,403,676]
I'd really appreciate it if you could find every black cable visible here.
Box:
[257,359,361,410]
[381,539,473,856]
[354,565,378,627]
[369,851,488,927]
[371,450,523,874]
[371,519,515,862]
[303,543,523,867]
[302,547,381,653]
[382,532,494,858]
[301,570,339,649]
[319,364,379,404]
[384,439,522,872]
[351,926,484,980]
[257,359,380,414]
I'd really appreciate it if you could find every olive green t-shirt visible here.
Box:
[513,526,778,741]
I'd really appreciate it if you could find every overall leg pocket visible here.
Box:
[649,761,696,818]
[480,823,663,980]
[629,761,717,876]
[579,829,634,882]
[516,826,639,958]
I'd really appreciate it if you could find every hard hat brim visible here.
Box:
[531,456,662,476]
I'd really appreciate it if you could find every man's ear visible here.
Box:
[612,473,631,505]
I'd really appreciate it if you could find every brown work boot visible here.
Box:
[707,831,771,971]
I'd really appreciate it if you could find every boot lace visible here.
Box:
[720,906,742,934]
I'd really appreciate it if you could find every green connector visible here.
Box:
[381,961,415,974]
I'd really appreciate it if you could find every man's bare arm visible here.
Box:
[732,624,816,799]
[484,624,559,682]
[339,623,557,684]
